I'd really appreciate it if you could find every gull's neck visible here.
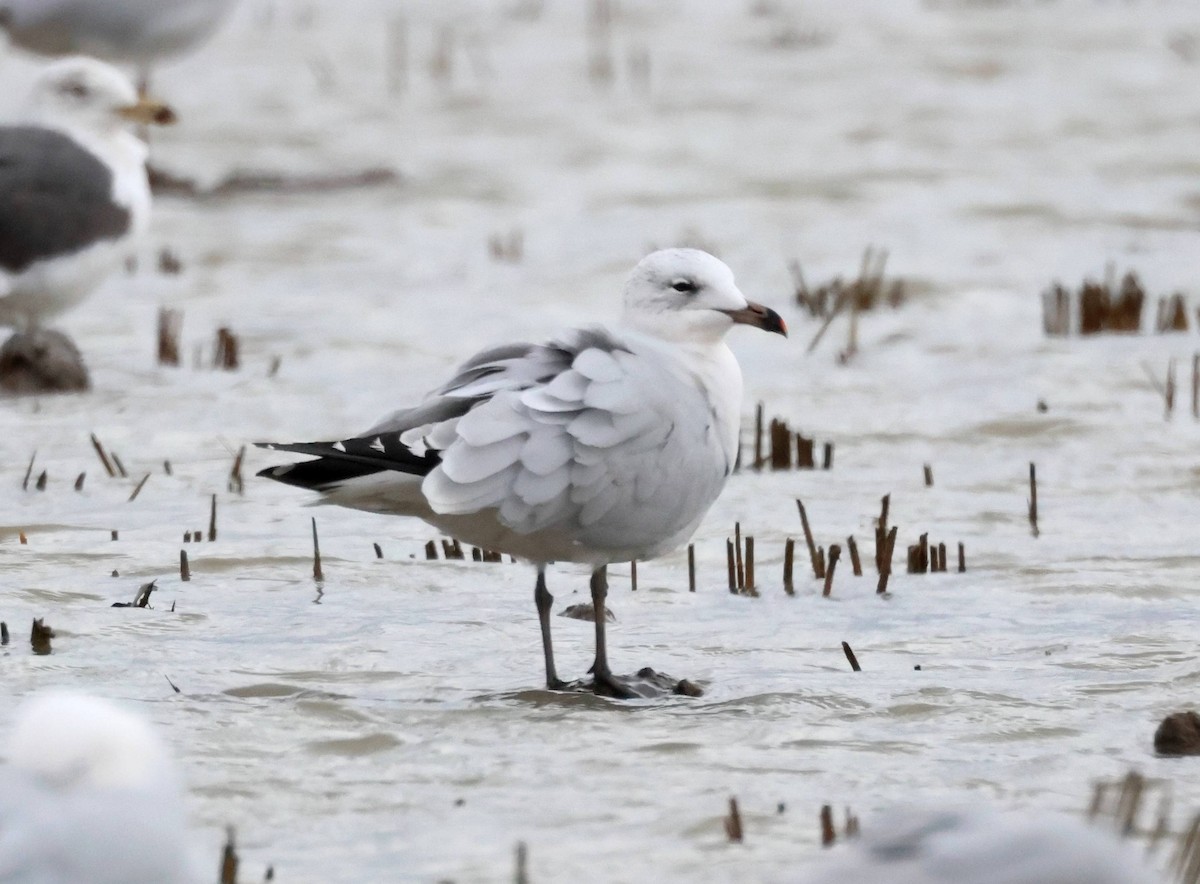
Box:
[619,321,746,465]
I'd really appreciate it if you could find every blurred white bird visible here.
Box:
[258,248,787,698]
[0,692,191,884]
[796,803,1161,884]
[0,0,236,91]
[0,56,174,329]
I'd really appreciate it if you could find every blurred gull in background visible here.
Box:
[0,692,191,884]
[0,0,237,90]
[0,57,173,331]
[0,56,173,393]
[796,803,1161,884]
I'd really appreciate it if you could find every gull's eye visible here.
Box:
[671,278,697,294]
[58,79,89,99]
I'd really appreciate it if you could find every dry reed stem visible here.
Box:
[783,538,795,595]
[841,641,861,672]
[311,517,324,582]
[847,535,862,576]
[796,499,822,578]
[724,797,744,843]
[90,433,116,477]
[128,473,150,502]
[1028,462,1040,538]
[822,545,841,597]
[820,804,836,846]
[21,452,34,491]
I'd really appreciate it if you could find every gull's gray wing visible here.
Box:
[420,327,733,555]
[0,126,131,274]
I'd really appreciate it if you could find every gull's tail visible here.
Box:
[255,434,440,493]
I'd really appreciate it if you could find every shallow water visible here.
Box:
[3,1,1200,881]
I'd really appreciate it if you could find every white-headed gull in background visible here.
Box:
[0,56,174,330]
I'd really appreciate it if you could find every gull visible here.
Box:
[0,692,191,884]
[258,248,787,698]
[0,56,175,330]
[0,0,237,91]
[795,803,1158,884]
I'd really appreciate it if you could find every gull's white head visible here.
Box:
[622,248,787,343]
[7,692,177,791]
[26,56,176,135]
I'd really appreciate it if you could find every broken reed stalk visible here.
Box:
[214,327,240,370]
[937,542,947,573]
[847,535,862,576]
[21,452,34,491]
[957,541,966,572]
[876,526,898,594]
[228,446,246,494]
[796,499,822,578]
[841,641,861,672]
[923,463,933,486]
[734,522,744,590]
[180,549,190,582]
[515,841,530,884]
[311,517,324,582]
[783,537,795,595]
[687,543,696,592]
[74,473,85,491]
[726,539,737,593]
[424,540,437,560]
[374,542,383,559]
[724,797,744,843]
[874,494,890,573]
[1167,358,1177,419]
[753,401,764,468]
[822,441,833,470]
[127,473,150,502]
[820,804,836,846]
[1028,462,1040,538]
[0,621,7,645]
[157,307,182,366]
[35,471,46,491]
[630,559,638,591]
[90,433,116,477]
[219,827,238,884]
[111,453,127,478]
[208,494,218,542]
[1193,353,1200,420]
[30,617,53,655]
[822,544,841,597]
[744,536,756,595]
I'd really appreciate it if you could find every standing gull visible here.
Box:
[258,248,786,698]
[0,56,174,332]
[0,692,192,883]
[0,0,237,90]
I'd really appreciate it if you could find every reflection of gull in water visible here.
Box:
[796,804,1159,884]
[258,248,787,698]
[0,56,174,329]
[0,0,236,87]
[0,692,191,884]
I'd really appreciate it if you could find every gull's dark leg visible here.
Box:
[590,566,635,699]
[535,569,566,690]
